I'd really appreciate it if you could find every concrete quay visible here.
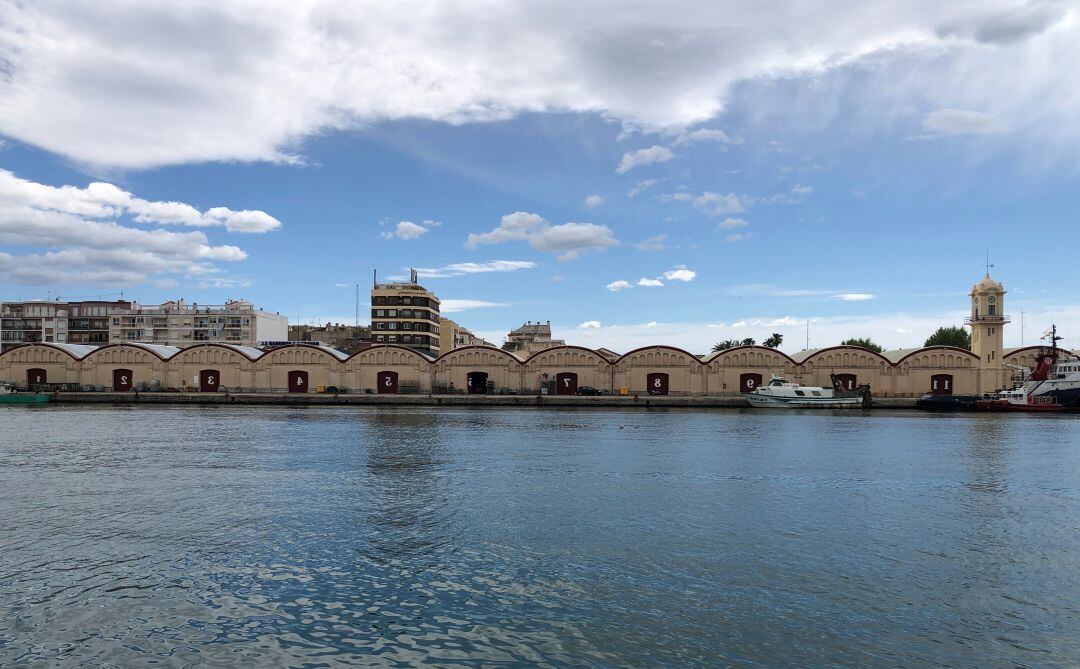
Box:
[47,392,922,409]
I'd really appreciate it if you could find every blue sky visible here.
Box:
[2,1,1079,353]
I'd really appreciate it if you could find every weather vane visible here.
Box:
[984,251,993,275]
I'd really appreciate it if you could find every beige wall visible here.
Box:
[4,342,1071,397]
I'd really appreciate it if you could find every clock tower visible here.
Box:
[967,273,1009,392]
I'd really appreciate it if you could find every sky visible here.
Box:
[2,0,1079,354]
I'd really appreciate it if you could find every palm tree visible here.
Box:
[763,333,783,349]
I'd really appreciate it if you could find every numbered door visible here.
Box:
[466,371,489,394]
[27,368,46,389]
[113,368,133,392]
[647,372,669,396]
[835,373,857,391]
[555,372,578,395]
[930,374,953,396]
[199,369,220,392]
[288,370,309,393]
[377,370,399,394]
[739,373,762,393]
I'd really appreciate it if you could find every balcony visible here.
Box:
[964,315,1011,325]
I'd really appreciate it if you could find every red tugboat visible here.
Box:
[975,325,1079,412]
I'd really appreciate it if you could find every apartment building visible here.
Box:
[0,300,131,352]
[108,299,287,346]
[370,270,440,356]
[438,318,494,356]
[501,320,565,355]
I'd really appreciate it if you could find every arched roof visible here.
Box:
[888,346,980,365]
[346,343,435,363]
[433,344,523,365]
[258,343,349,362]
[82,342,182,361]
[523,344,615,366]
[973,273,1004,293]
[173,342,264,361]
[797,345,893,366]
[702,345,798,366]
[1003,345,1076,359]
[615,344,704,365]
[0,342,98,361]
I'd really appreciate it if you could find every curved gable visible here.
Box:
[0,343,84,364]
[894,346,979,367]
[524,345,611,368]
[347,344,433,367]
[257,344,345,366]
[435,345,522,368]
[81,344,165,365]
[704,345,798,367]
[616,345,702,368]
[172,343,259,366]
[801,345,892,368]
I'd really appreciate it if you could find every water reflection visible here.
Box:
[1,407,1079,667]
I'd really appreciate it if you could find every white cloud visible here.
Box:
[663,266,697,282]
[616,146,676,174]
[628,178,663,198]
[633,234,667,252]
[382,220,437,240]
[466,212,547,248]
[836,293,876,301]
[0,170,268,286]
[468,212,617,261]
[0,2,1076,168]
[673,128,736,146]
[584,194,604,208]
[578,320,602,329]
[440,299,507,313]
[718,217,748,230]
[725,232,753,242]
[659,192,694,203]
[402,260,538,279]
[638,277,664,287]
[921,109,1003,136]
[606,280,632,292]
[694,192,746,216]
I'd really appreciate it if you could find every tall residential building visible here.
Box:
[501,320,565,355]
[370,270,440,356]
[108,299,288,346]
[438,317,494,356]
[1,300,131,352]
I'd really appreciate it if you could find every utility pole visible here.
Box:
[355,284,359,328]
[805,319,810,350]
[1021,310,1025,347]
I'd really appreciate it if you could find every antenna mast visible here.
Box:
[355,284,359,328]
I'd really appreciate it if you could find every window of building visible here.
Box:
[404,323,412,330]
[989,304,996,316]
[376,323,385,329]
[388,335,397,342]
[376,335,384,342]
[389,322,397,330]
[388,310,397,317]
[376,310,384,317]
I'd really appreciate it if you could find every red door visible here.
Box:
[739,373,762,393]
[288,370,308,393]
[377,370,399,394]
[27,368,46,389]
[113,369,133,392]
[647,372,669,396]
[931,374,953,395]
[199,369,220,392]
[555,372,578,395]
[467,371,488,394]
[835,373,857,391]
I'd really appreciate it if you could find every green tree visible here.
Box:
[924,326,971,349]
[711,339,741,353]
[763,332,784,349]
[841,337,884,353]
[741,337,756,347]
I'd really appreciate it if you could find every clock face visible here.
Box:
[988,296,996,303]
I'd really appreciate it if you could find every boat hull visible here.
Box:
[916,394,982,411]
[0,393,50,404]
[975,399,1063,412]
[746,394,865,409]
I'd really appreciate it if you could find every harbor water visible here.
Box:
[1,406,1078,667]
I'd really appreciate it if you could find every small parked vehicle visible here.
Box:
[575,386,605,396]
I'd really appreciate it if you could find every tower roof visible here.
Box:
[972,273,1004,293]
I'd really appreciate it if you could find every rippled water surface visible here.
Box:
[2,406,1079,667]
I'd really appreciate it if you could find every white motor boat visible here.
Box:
[747,373,871,409]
